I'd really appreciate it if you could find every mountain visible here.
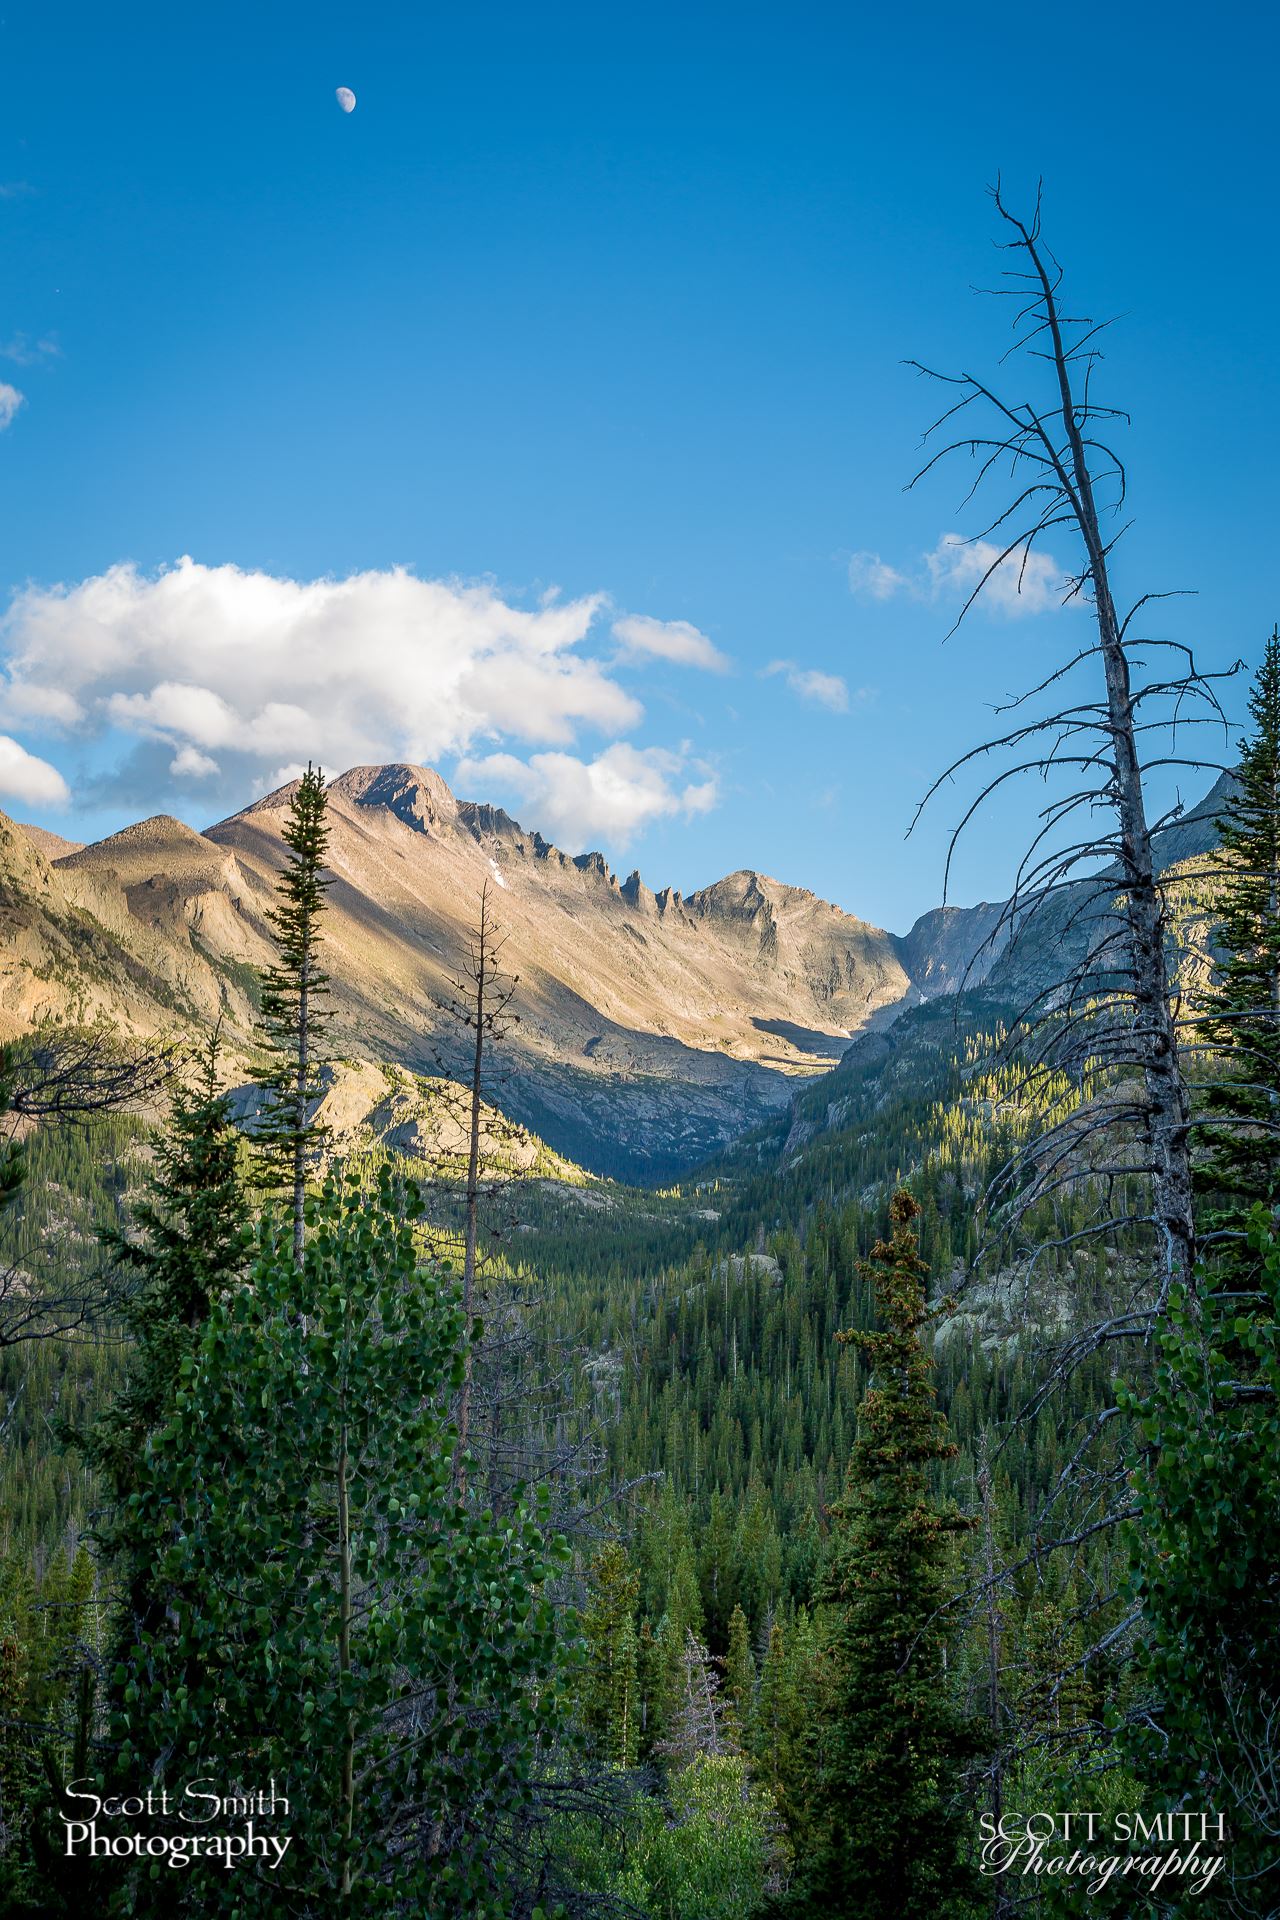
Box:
[0,763,980,1178]
[0,760,1228,1179]
[201,764,930,1176]
[892,900,1008,998]
[19,824,84,862]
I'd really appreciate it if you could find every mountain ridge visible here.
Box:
[1,759,1229,1179]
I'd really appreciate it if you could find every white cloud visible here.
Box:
[0,736,70,809]
[1,683,84,728]
[924,533,1070,617]
[763,660,851,713]
[848,532,1072,619]
[612,613,730,673]
[0,558,740,846]
[848,551,908,601]
[109,682,241,749]
[787,668,850,712]
[456,742,718,852]
[0,559,656,792]
[170,744,220,779]
[0,385,25,431]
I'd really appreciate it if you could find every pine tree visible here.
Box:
[723,1604,756,1750]
[648,1542,707,1752]
[786,1189,984,1919]
[1017,1575,1092,1743]
[1121,1213,1280,1914]
[4,1546,106,1920]
[85,1030,251,1664]
[20,1035,254,1916]
[581,1541,641,1767]
[253,762,332,1266]
[1198,630,1280,1250]
[1117,638,1280,1908]
[0,1556,39,1913]
[751,1619,805,1831]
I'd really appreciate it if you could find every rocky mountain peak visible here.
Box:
[620,869,657,913]
[573,849,616,887]
[688,869,779,925]
[457,800,524,842]
[330,763,459,835]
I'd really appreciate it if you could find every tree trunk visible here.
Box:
[455,889,488,1495]
[293,942,309,1272]
[1031,230,1195,1304]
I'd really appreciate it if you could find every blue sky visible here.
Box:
[0,0,1275,931]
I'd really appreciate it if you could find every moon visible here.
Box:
[335,86,356,113]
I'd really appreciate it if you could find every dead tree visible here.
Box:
[8,1025,173,1125]
[909,180,1238,1317]
[432,883,522,1490]
[656,1630,728,1768]
[458,884,518,1330]
[906,185,1248,1772]
[0,1022,175,1349]
[427,894,634,1534]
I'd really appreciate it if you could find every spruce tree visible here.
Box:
[787,1189,984,1919]
[581,1541,641,1767]
[751,1619,803,1828]
[253,761,332,1266]
[723,1604,756,1749]
[648,1544,706,1754]
[1118,639,1280,1907]
[1121,1215,1280,1913]
[87,1030,251,1659]
[1198,629,1280,1249]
